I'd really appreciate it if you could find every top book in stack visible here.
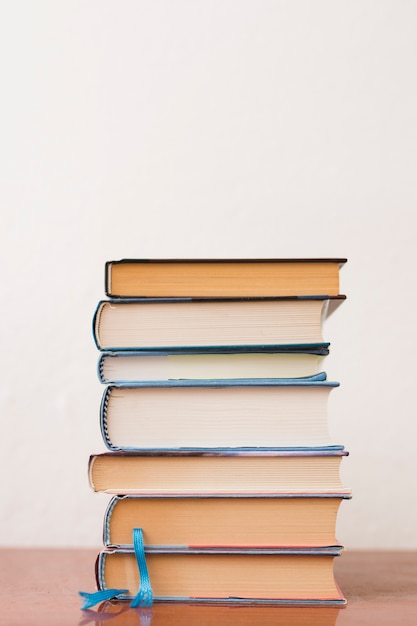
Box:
[105,258,347,298]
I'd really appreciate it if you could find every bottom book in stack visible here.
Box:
[96,546,345,604]
[89,449,350,605]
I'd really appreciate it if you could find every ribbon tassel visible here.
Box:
[79,588,128,610]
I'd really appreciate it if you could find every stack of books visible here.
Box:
[87,258,350,607]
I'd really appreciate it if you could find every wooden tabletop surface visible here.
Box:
[0,549,416,625]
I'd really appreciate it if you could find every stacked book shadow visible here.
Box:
[89,258,350,606]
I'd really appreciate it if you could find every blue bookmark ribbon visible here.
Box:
[79,528,153,610]
[79,588,128,610]
[131,528,153,607]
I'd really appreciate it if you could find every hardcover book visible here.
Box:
[93,296,345,351]
[105,258,347,298]
[98,376,340,451]
[88,449,349,495]
[97,345,330,384]
[95,546,347,604]
[103,493,351,549]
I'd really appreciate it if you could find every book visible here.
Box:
[89,601,343,626]
[98,376,339,451]
[88,449,349,495]
[95,546,346,604]
[93,296,345,351]
[97,345,330,384]
[105,258,347,298]
[103,493,351,549]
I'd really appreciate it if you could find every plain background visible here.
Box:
[1,1,416,549]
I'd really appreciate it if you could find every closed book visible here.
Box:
[99,376,339,451]
[97,345,329,384]
[105,258,346,298]
[93,296,345,351]
[88,449,349,495]
[103,493,351,550]
[95,546,347,604]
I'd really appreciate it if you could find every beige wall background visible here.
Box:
[1,0,416,549]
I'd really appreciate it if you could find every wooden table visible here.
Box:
[0,549,416,625]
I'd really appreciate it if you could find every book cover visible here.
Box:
[97,345,330,384]
[103,493,352,550]
[95,545,347,605]
[88,448,350,495]
[99,376,340,451]
[92,296,345,351]
[105,258,347,298]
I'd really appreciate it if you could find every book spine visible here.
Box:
[103,495,120,546]
[97,352,106,383]
[92,301,104,350]
[100,387,114,451]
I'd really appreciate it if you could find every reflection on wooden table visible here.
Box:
[80,602,341,626]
